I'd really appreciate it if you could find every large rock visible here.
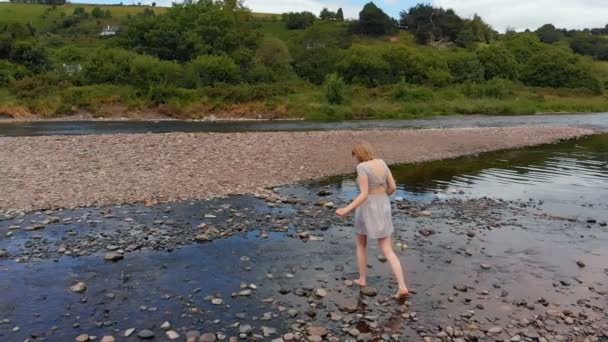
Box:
[360,286,378,297]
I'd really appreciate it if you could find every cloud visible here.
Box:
[244,0,360,18]
[432,0,608,32]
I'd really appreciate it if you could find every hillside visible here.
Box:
[1,2,608,120]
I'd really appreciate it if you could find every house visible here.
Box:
[100,25,120,37]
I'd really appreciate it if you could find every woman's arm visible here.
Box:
[336,173,369,217]
[386,167,397,196]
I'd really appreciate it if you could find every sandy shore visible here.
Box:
[0,126,594,212]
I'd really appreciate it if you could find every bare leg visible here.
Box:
[355,234,368,287]
[378,236,409,298]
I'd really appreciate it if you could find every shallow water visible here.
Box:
[0,112,607,137]
[1,134,607,340]
[323,133,608,222]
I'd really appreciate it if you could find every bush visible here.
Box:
[9,41,50,73]
[82,48,133,84]
[381,47,426,84]
[324,73,345,104]
[255,38,292,72]
[186,55,240,87]
[460,78,517,99]
[393,82,433,102]
[476,45,518,80]
[246,64,277,83]
[129,55,183,88]
[0,60,30,86]
[338,45,390,86]
[426,68,453,87]
[448,52,484,83]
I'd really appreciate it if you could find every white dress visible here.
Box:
[354,160,394,239]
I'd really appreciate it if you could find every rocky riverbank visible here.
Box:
[0,183,606,341]
[0,126,594,212]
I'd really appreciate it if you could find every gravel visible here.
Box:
[0,127,593,212]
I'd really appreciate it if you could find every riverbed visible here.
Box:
[0,133,606,341]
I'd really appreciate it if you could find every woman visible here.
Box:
[336,141,409,299]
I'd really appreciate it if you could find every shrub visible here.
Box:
[185,55,240,87]
[476,45,518,81]
[82,48,133,84]
[426,68,453,87]
[448,51,484,83]
[393,82,433,102]
[338,45,390,86]
[382,47,426,84]
[255,38,292,72]
[0,60,30,86]
[460,78,517,99]
[324,73,345,104]
[9,41,50,73]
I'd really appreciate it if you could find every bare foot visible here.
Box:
[394,287,409,299]
[353,278,367,287]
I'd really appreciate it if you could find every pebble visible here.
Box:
[576,260,586,268]
[453,284,467,292]
[199,332,217,342]
[239,289,253,296]
[360,286,378,297]
[211,298,224,305]
[314,288,328,298]
[480,263,492,270]
[488,326,503,334]
[100,336,116,342]
[125,328,136,337]
[166,331,180,340]
[104,252,123,261]
[137,329,155,339]
[307,326,329,337]
[70,282,87,293]
[0,249,8,258]
[160,321,171,330]
[377,254,387,262]
[76,334,90,342]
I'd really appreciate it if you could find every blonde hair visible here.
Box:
[352,141,377,162]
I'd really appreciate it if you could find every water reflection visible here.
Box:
[330,134,608,221]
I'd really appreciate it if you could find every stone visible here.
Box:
[160,321,171,330]
[480,264,491,270]
[239,289,252,296]
[307,326,329,337]
[70,282,87,293]
[199,333,217,342]
[360,286,378,297]
[453,284,467,292]
[239,325,253,334]
[138,329,155,339]
[0,249,8,258]
[283,333,295,341]
[166,331,180,340]
[510,336,521,342]
[576,260,586,268]
[211,298,223,305]
[195,234,211,242]
[76,334,90,342]
[488,326,503,334]
[125,328,136,337]
[185,331,200,340]
[262,326,277,337]
[348,328,360,337]
[100,336,116,342]
[104,252,123,261]
[418,228,435,237]
[377,254,387,262]
[314,288,327,298]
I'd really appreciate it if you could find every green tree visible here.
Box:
[255,38,292,72]
[354,2,398,36]
[185,55,240,87]
[476,44,518,80]
[338,45,390,86]
[448,51,484,83]
[455,29,476,48]
[336,8,344,21]
[320,8,336,21]
[463,14,496,44]
[535,24,562,44]
[381,46,426,84]
[91,7,104,19]
[400,4,464,45]
[283,11,316,30]
[121,0,259,62]
[9,41,50,73]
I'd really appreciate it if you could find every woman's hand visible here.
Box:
[336,208,349,217]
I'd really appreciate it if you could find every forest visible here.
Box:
[1,1,608,120]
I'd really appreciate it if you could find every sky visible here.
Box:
[6,0,608,32]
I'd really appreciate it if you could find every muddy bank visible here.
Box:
[0,126,594,212]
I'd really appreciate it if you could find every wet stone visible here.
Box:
[104,252,123,261]
[307,326,329,337]
[199,332,217,342]
[0,249,8,258]
[166,331,179,340]
[100,336,116,342]
[454,284,468,292]
[576,260,586,268]
[70,282,87,293]
[137,329,155,339]
[314,288,327,298]
[76,334,90,342]
[360,286,378,297]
